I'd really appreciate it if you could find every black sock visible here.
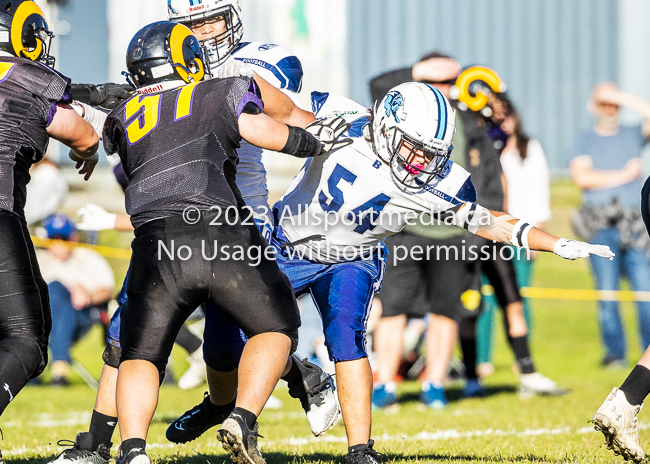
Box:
[460,337,478,380]
[281,358,306,398]
[120,438,146,455]
[620,365,650,406]
[232,407,257,429]
[208,396,236,412]
[0,351,29,416]
[508,335,535,374]
[89,410,117,449]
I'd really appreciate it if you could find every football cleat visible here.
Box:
[288,356,341,436]
[518,372,570,398]
[114,445,149,464]
[166,392,234,444]
[463,379,487,398]
[47,432,110,464]
[177,348,207,390]
[420,382,448,409]
[372,384,397,409]
[592,387,644,462]
[217,413,265,464]
[346,439,381,464]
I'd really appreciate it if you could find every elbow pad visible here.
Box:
[281,125,324,158]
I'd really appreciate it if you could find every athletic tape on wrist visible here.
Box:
[476,211,516,243]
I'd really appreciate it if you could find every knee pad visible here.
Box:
[322,321,367,362]
[102,344,121,369]
[203,340,244,372]
[0,337,47,379]
[203,310,247,371]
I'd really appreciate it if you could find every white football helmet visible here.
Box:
[372,82,456,191]
[167,0,243,68]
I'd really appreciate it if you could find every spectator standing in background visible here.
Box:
[570,82,650,368]
[475,99,552,376]
[37,214,114,386]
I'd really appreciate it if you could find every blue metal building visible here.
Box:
[347,0,630,171]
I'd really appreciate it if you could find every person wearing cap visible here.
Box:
[570,82,650,369]
[37,214,114,386]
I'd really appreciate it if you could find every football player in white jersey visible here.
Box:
[168,0,305,229]
[179,82,614,464]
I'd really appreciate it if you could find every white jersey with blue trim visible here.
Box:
[273,92,477,264]
[225,41,303,221]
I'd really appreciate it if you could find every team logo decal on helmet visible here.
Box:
[167,0,243,69]
[384,91,404,123]
[0,0,55,66]
[372,82,456,191]
[126,21,205,90]
[450,65,506,117]
[169,23,205,83]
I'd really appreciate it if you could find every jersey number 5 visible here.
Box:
[124,82,199,145]
[318,163,391,234]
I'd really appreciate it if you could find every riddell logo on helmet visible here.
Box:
[189,5,205,12]
[140,84,164,95]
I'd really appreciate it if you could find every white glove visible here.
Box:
[305,116,354,153]
[76,203,117,231]
[553,238,615,260]
[217,58,254,79]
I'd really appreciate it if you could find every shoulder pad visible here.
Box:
[9,58,71,103]
[310,91,367,118]
[232,42,303,93]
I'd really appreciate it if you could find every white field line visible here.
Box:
[5,415,650,457]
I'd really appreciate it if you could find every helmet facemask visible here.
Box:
[180,5,243,69]
[22,14,54,66]
[385,126,452,191]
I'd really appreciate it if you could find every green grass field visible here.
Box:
[3,179,648,463]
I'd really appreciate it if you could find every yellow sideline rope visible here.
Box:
[31,236,131,261]
[31,236,650,302]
